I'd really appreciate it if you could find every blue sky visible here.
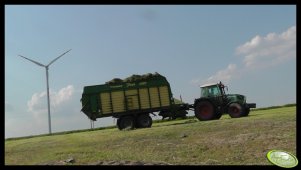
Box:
[5,5,296,138]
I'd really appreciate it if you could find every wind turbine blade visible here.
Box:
[47,49,72,67]
[18,55,46,67]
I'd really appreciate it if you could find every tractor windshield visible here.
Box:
[201,85,221,97]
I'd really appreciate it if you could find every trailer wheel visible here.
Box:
[117,116,134,130]
[194,100,216,121]
[228,103,245,118]
[136,114,152,128]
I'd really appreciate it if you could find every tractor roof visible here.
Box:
[200,82,218,88]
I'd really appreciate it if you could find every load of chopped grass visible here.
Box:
[105,72,164,85]
[105,78,123,85]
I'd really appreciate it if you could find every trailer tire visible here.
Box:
[194,100,216,121]
[136,114,152,128]
[228,103,245,118]
[117,116,135,130]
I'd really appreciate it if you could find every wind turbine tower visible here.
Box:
[19,49,72,134]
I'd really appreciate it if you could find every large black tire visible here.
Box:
[228,103,245,118]
[243,108,250,117]
[194,100,216,121]
[136,114,152,128]
[117,116,135,130]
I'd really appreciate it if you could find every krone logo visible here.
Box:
[267,150,298,168]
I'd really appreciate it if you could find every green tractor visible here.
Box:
[194,82,256,120]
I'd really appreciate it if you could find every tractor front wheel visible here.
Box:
[228,103,245,118]
[243,108,250,117]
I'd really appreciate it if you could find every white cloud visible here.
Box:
[6,87,81,138]
[51,85,74,107]
[190,64,239,86]
[193,26,296,85]
[236,26,296,69]
[205,64,238,84]
[27,85,74,118]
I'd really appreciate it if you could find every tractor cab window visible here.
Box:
[201,85,221,97]
[209,86,221,96]
[201,87,209,97]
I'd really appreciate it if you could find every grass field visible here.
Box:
[5,106,296,165]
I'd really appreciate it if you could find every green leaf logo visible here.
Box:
[267,150,298,168]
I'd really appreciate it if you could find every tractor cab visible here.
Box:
[200,81,227,98]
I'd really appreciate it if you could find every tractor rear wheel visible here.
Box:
[117,116,135,130]
[228,103,245,118]
[194,100,216,121]
[136,114,152,128]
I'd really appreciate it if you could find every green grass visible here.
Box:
[5,106,296,165]
[6,103,295,141]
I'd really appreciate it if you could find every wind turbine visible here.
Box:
[18,49,72,134]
